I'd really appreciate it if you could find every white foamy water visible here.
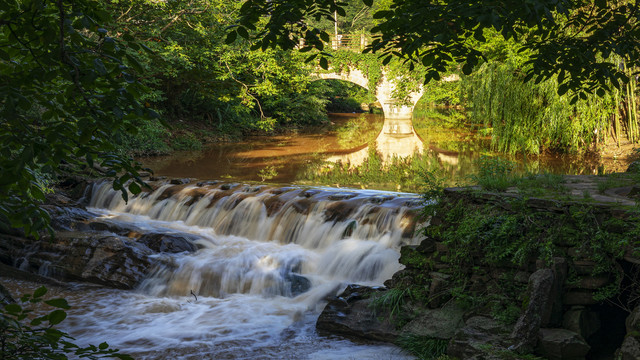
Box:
[12,181,423,359]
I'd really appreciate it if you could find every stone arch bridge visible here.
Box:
[314,67,423,119]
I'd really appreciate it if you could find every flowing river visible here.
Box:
[3,110,632,359]
[4,180,423,359]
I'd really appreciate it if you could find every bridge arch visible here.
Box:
[312,66,423,120]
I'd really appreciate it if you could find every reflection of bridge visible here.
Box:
[326,118,424,166]
[315,67,423,120]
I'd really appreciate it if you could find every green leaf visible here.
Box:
[373,10,393,19]
[570,95,579,105]
[557,84,569,96]
[33,286,47,298]
[237,27,249,39]
[48,309,67,325]
[363,0,373,5]
[4,303,22,314]
[462,62,473,75]
[319,57,329,70]
[99,342,109,350]
[128,182,141,194]
[225,31,237,44]
[45,298,71,309]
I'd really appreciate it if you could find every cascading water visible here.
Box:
[30,181,423,359]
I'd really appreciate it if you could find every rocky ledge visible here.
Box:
[0,180,201,290]
[316,177,640,360]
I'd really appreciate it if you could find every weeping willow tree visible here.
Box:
[464,62,619,155]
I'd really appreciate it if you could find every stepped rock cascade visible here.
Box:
[88,181,422,299]
[29,180,425,358]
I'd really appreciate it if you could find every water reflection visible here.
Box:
[141,109,632,192]
[326,118,424,167]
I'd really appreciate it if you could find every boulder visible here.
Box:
[626,304,640,333]
[44,206,96,232]
[448,316,511,359]
[537,328,590,360]
[401,303,464,339]
[169,178,192,185]
[617,335,640,360]
[427,272,452,308]
[0,232,153,289]
[285,273,311,296]
[316,285,397,342]
[510,268,554,353]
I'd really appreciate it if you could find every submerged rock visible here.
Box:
[285,273,311,296]
[316,284,397,342]
[138,233,199,253]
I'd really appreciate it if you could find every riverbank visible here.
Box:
[317,170,640,359]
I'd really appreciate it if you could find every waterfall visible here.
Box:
[70,180,424,358]
[88,181,422,300]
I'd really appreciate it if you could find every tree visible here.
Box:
[103,0,328,133]
[232,0,640,100]
[0,0,153,235]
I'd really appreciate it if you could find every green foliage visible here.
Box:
[464,62,616,155]
[334,114,382,148]
[315,80,374,113]
[300,146,443,192]
[171,134,202,151]
[257,165,278,182]
[424,193,640,307]
[118,119,171,157]
[419,80,461,107]
[237,0,640,97]
[105,0,329,134]
[369,287,412,320]
[396,335,448,360]
[0,286,131,359]
[0,0,153,235]
[468,156,516,191]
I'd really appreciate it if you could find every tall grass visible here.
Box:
[464,62,618,155]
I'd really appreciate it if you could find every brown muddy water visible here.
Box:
[142,109,633,192]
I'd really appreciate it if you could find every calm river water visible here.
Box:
[143,108,632,192]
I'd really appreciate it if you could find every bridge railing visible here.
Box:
[297,34,374,52]
[328,34,372,51]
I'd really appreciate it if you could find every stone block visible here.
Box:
[572,260,598,275]
[538,328,590,360]
[564,291,597,305]
[562,306,601,340]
